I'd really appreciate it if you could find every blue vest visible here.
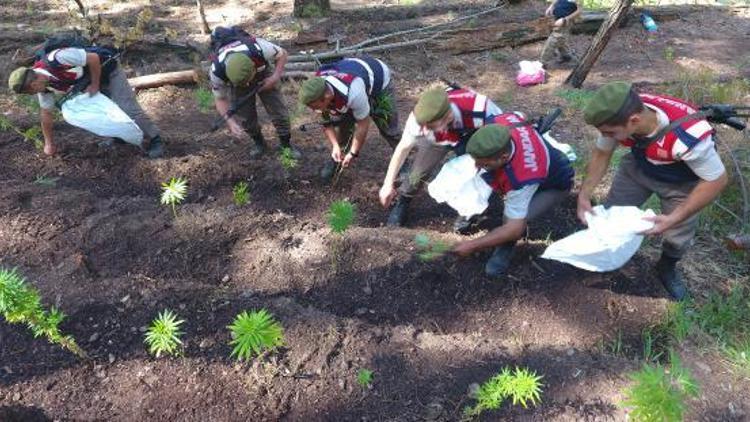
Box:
[318,56,387,97]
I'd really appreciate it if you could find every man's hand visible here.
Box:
[576,193,595,225]
[259,75,280,92]
[331,144,343,162]
[227,120,248,139]
[341,151,356,168]
[44,140,56,156]
[85,82,100,96]
[379,184,397,208]
[554,18,566,27]
[640,214,677,236]
[545,5,554,16]
[451,241,476,258]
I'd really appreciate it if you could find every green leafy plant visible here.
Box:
[195,87,214,113]
[228,309,284,361]
[278,147,299,171]
[233,181,250,206]
[464,366,543,418]
[414,233,452,261]
[144,309,185,358]
[621,351,699,422]
[34,175,59,187]
[663,46,675,62]
[357,368,374,388]
[0,267,86,358]
[161,177,188,217]
[328,200,356,234]
[0,114,44,150]
[371,92,395,126]
[297,3,327,18]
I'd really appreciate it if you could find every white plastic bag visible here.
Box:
[516,60,546,86]
[543,132,577,162]
[61,93,143,145]
[428,155,492,217]
[541,205,656,272]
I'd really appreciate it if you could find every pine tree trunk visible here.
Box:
[565,0,634,88]
[196,0,211,35]
[293,0,330,17]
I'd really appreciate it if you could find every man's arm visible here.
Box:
[643,173,728,235]
[324,125,344,162]
[40,108,56,155]
[84,52,102,94]
[260,47,287,92]
[341,78,372,167]
[343,117,370,167]
[577,141,616,224]
[452,219,527,256]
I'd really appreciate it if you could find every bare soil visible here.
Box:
[1,0,749,421]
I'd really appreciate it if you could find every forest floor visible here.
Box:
[1,0,749,420]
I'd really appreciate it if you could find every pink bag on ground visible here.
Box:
[516,60,546,86]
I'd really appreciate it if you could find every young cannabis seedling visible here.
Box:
[357,368,374,388]
[228,309,284,361]
[0,114,44,150]
[0,267,86,358]
[414,233,452,261]
[194,87,214,113]
[34,175,59,187]
[144,309,185,358]
[464,366,543,418]
[278,147,299,171]
[328,200,356,234]
[233,181,250,206]
[161,177,188,217]
[621,351,699,422]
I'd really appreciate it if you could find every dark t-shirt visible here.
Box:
[553,0,578,19]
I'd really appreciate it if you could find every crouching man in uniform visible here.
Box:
[578,82,728,300]
[452,113,575,277]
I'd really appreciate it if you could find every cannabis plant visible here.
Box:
[357,368,374,388]
[0,114,44,150]
[233,181,250,206]
[278,147,299,171]
[371,92,394,126]
[228,309,284,361]
[161,177,188,217]
[0,267,86,358]
[465,366,543,418]
[194,87,214,113]
[414,233,452,261]
[144,309,185,358]
[328,200,356,234]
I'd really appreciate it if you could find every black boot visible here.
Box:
[387,196,411,227]
[656,254,688,301]
[278,136,302,160]
[453,214,477,234]
[485,243,515,278]
[250,135,267,159]
[320,159,338,183]
[146,135,164,159]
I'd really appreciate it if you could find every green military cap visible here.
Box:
[414,88,451,124]
[299,77,327,105]
[467,125,512,158]
[8,67,31,94]
[225,53,256,85]
[583,81,633,126]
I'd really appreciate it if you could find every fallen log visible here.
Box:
[128,70,200,90]
[127,69,312,90]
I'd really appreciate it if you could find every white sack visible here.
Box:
[543,132,577,162]
[61,93,143,145]
[428,155,492,218]
[541,205,656,272]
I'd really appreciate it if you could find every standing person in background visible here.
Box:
[540,0,581,67]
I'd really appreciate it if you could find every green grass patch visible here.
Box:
[663,67,750,105]
[556,88,595,111]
